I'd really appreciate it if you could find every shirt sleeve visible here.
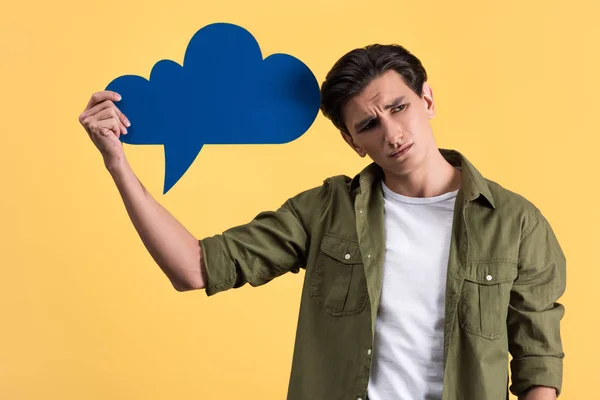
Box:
[508,208,567,397]
[199,180,331,297]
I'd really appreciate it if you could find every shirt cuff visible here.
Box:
[199,236,237,296]
[510,355,563,397]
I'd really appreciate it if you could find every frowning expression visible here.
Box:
[341,70,437,175]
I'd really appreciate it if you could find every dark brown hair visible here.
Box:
[320,44,428,134]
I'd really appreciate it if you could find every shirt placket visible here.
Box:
[353,178,385,400]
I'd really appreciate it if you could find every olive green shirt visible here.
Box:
[200,148,566,400]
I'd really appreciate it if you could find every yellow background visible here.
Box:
[1,0,597,398]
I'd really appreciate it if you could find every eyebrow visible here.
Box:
[353,96,407,132]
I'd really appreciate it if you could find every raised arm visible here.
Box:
[79,90,206,291]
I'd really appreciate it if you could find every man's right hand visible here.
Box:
[77,90,206,291]
[78,90,131,170]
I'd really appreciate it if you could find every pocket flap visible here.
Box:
[462,262,518,285]
[320,234,362,264]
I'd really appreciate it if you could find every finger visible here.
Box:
[83,90,121,112]
[97,107,128,135]
[118,109,131,129]
[80,99,114,121]
[89,117,122,139]
[82,100,131,130]
[85,108,128,136]
[79,92,122,127]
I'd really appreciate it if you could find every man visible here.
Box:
[79,44,566,400]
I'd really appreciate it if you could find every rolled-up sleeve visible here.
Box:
[199,181,331,297]
[508,208,567,396]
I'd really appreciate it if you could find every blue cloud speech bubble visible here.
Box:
[105,22,321,194]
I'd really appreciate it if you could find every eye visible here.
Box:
[360,120,377,132]
[392,104,408,113]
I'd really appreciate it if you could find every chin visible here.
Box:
[383,154,419,175]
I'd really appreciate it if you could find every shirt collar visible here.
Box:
[349,148,496,209]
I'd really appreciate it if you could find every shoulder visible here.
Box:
[284,173,354,227]
[483,178,544,234]
[484,179,566,268]
[486,178,539,214]
[288,174,354,203]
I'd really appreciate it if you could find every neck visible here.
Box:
[382,147,462,198]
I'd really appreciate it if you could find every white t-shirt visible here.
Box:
[367,181,458,400]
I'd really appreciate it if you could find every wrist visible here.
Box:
[104,155,129,178]
[520,386,557,400]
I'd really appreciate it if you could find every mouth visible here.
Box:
[390,143,413,158]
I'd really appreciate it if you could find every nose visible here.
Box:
[381,117,403,146]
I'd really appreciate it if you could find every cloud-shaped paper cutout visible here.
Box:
[105,22,321,194]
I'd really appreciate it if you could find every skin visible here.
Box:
[79,81,557,400]
[341,69,462,198]
[79,91,207,292]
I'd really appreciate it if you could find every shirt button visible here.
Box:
[367,349,372,355]
[367,254,371,258]
[345,253,351,260]
[486,275,493,281]
[359,209,364,214]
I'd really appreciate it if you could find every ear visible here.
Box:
[421,82,435,119]
[340,131,367,158]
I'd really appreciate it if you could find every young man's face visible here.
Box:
[341,69,436,176]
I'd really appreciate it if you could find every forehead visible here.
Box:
[357,70,412,103]
[343,70,414,122]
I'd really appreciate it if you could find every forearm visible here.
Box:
[107,157,206,291]
[519,386,557,400]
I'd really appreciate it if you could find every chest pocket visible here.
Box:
[458,262,518,340]
[309,234,368,316]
